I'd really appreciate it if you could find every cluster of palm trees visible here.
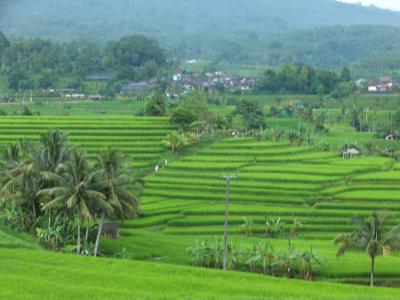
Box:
[187,239,323,281]
[0,130,140,256]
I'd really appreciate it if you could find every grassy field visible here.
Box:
[1,224,398,299]
[2,246,400,299]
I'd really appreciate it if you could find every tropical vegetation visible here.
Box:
[0,130,140,255]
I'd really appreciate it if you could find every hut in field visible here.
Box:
[342,148,360,159]
[101,221,120,239]
[385,134,397,141]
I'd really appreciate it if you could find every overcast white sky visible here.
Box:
[339,0,400,11]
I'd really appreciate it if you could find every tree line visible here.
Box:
[255,64,353,95]
[0,130,140,256]
[0,31,166,91]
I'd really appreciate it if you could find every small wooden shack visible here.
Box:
[101,221,120,239]
[342,148,360,159]
[385,134,397,141]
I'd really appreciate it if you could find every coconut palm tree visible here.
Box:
[334,211,400,287]
[40,149,111,254]
[0,142,44,231]
[1,143,22,171]
[161,131,188,154]
[39,130,70,174]
[93,149,140,257]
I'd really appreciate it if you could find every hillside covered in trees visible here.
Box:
[2,0,400,42]
[1,0,400,74]
[261,25,400,73]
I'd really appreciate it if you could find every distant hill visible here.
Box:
[2,0,400,74]
[261,25,400,69]
[2,0,400,43]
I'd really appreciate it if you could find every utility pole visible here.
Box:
[221,174,237,271]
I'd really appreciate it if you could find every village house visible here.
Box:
[85,72,111,81]
[58,88,78,97]
[120,79,157,93]
[0,96,12,103]
[66,94,85,100]
[88,94,105,101]
[368,77,395,93]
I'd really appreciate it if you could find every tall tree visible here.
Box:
[39,130,70,174]
[93,149,140,256]
[334,212,400,287]
[40,149,110,254]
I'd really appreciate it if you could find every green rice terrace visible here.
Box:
[1,114,400,299]
[4,3,400,297]
[98,136,400,287]
[0,116,172,174]
[138,138,398,238]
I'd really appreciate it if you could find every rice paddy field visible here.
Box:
[1,111,400,298]
[137,138,397,239]
[103,136,400,287]
[0,115,173,174]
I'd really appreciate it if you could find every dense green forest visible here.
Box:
[0,33,166,92]
[1,1,400,74]
[262,26,400,69]
[2,0,400,42]
[255,64,352,96]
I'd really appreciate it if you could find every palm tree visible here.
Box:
[161,131,188,154]
[0,143,44,231]
[40,149,110,254]
[1,143,22,171]
[93,149,140,257]
[334,211,400,287]
[39,130,70,174]
[14,170,42,222]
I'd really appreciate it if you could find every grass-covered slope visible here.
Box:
[1,247,400,299]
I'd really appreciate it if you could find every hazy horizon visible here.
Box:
[339,0,400,11]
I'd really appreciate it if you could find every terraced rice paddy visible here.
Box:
[126,138,399,240]
[0,116,173,173]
